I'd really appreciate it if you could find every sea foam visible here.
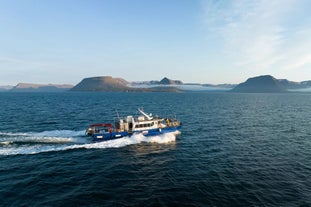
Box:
[0,130,177,156]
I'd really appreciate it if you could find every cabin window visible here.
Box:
[135,123,153,128]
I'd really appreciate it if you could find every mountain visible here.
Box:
[10,83,73,92]
[132,77,183,85]
[231,75,286,93]
[159,77,183,85]
[71,76,181,92]
[71,76,131,92]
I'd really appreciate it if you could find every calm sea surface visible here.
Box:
[0,92,311,206]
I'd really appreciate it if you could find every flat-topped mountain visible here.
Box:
[10,83,73,92]
[231,75,286,93]
[71,76,132,92]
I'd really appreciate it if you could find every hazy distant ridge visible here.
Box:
[10,83,73,92]
[0,85,13,92]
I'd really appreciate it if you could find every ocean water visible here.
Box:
[0,92,311,206]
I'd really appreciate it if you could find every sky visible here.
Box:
[0,0,311,85]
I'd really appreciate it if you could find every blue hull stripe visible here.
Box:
[92,126,181,142]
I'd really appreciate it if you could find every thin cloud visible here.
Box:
[203,0,311,75]
[282,27,311,71]
[284,53,311,71]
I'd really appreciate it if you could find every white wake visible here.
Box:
[0,130,177,156]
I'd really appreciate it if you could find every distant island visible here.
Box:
[231,75,285,93]
[70,76,182,92]
[231,75,311,93]
[1,75,311,93]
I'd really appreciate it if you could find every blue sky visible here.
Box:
[0,0,311,85]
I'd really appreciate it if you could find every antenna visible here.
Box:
[115,109,120,120]
[138,108,152,120]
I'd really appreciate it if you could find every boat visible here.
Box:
[85,108,182,141]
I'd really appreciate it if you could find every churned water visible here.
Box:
[0,92,311,206]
